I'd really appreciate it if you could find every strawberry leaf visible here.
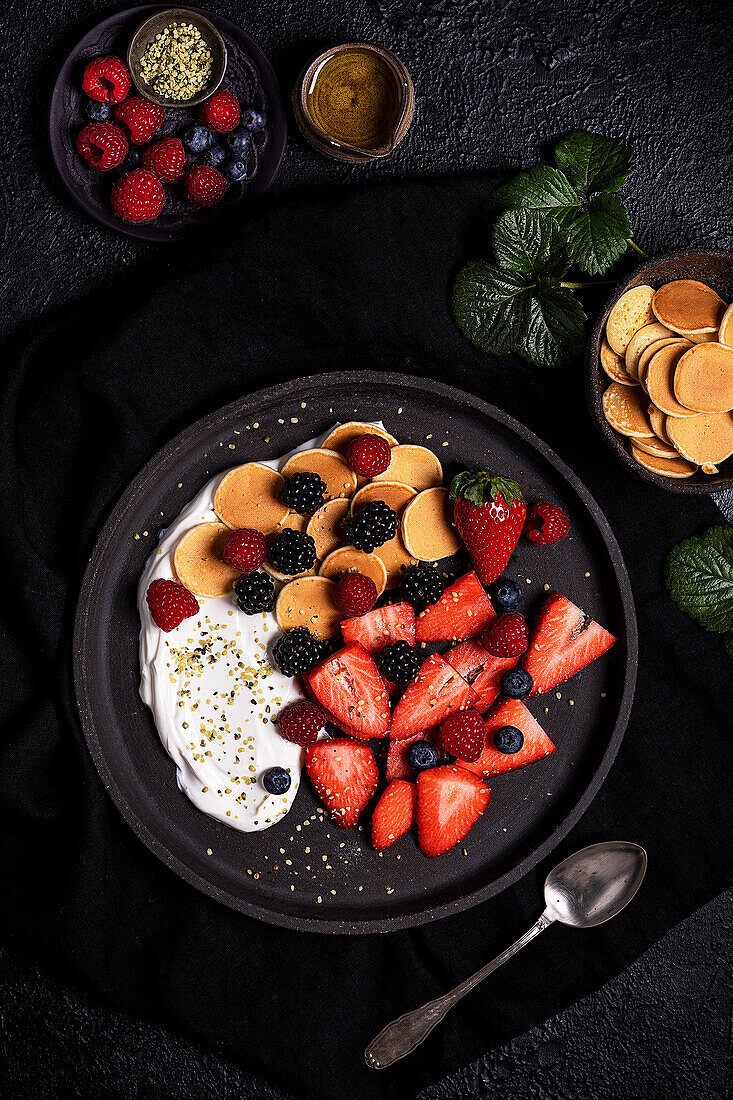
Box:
[518,282,587,369]
[452,262,531,356]
[487,165,579,222]
[664,526,733,633]
[450,470,523,506]
[491,209,568,277]
[554,131,631,195]
[563,192,632,276]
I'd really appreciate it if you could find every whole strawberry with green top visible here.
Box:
[450,470,525,585]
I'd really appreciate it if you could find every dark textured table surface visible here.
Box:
[1,1,732,1098]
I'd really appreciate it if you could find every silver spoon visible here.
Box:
[365,840,647,1070]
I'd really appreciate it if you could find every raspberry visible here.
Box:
[111,170,165,223]
[347,501,397,553]
[146,578,199,631]
[76,123,128,171]
[482,613,529,658]
[184,164,227,206]
[223,528,266,572]
[113,97,165,144]
[524,503,570,546]
[278,700,327,746]
[199,90,241,133]
[334,573,378,617]
[141,137,186,182]
[438,710,485,762]
[345,434,392,477]
[82,57,131,104]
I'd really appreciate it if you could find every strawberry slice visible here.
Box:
[385,728,438,779]
[457,699,556,777]
[390,652,477,740]
[415,571,496,643]
[303,670,366,739]
[523,593,616,695]
[444,638,518,713]
[341,601,415,652]
[308,643,391,738]
[416,765,491,857]
[305,738,379,827]
[372,779,417,850]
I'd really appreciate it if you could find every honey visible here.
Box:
[305,48,402,152]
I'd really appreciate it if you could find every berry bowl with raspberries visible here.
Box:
[50,5,286,241]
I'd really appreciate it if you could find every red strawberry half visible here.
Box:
[457,699,556,778]
[444,639,518,713]
[450,470,526,586]
[305,738,378,827]
[341,601,415,652]
[385,728,438,780]
[372,779,417,850]
[415,571,495,643]
[390,652,477,740]
[303,669,368,739]
[416,765,491,857]
[523,593,616,695]
[308,642,391,738]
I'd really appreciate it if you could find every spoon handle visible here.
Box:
[364,912,554,1070]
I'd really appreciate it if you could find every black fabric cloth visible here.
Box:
[1,178,732,1100]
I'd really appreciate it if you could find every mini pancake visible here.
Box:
[648,404,674,445]
[275,576,342,640]
[306,498,350,559]
[602,383,655,438]
[372,445,443,490]
[600,339,636,385]
[281,448,358,500]
[665,411,733,466]
[263,560,317,583]
[214,463,289,533]
[719,303,733,347]
[173,522,241,597]
[633,435,680,461]
[636,337,681,388]
[277,512,309,534]
[318,546,387,595]
[652,279,726,335]
[372,531,418,589]
[320,421,398,452]
[630,444,696,479]
[401,487,463,561]
[673,343,733,413]
[605,285,655,355]
[690,331,718,344]
[625,323,672,379]
[350,480,416,515]
[645,343,699,418]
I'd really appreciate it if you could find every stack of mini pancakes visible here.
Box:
[600,279,733,480]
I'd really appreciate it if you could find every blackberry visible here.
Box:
[234,571,275,614]
[401,565,444,610]
[377,641,420,684]
[262,766,291,794]
[281,472,326,514]
[347,501,397,553]
[272,628,327,677]
[268,529,317,575]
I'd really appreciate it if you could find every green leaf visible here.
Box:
[451,261,531,356]
[491,209,568,278]
[554,131,631,195]
[518,283,587,369]
[664,527,733,633]
[450,470,523,506]
[488,166,579,223]
[563,192,632,276]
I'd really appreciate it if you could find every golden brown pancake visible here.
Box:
[277,512,309,534]
[665,411,733,465]
[275,576,342,639]
[373,532,417,589]
[625,323,672,379]
[306,498,350,559]
[605,285,655,355]
[652,279,726,335]
[648,403,673,444]
[633,435,680,461]
[645,343,699,417]
[318,546,387,595]
[281,448,358,500]
[630,444,696,479]
[372,444,443,490]
[718,303,733,348]
[173,522,241,597]
[600,339,636,385]
[673,343,733,413]
[401,487,462,561]
[214,463,289,533]
[320,421,397,452]
[602,383,655,437]
[350,480,416,514]
[636,337,682,388]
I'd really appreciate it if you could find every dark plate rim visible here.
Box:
[585,247,733,494]
[73,371,638,933]
[48,3,287,243]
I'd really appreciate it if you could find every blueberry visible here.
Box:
[85,100,111,122]
[223,157,249,182]
[226,127,252,155]
[183,124,213,154]
[493,725,524,754]
[501,667,533,699]
[406,740,440,772]
[125,147,140,168]
[203,144,227,168]
[489,577,524,614]
[263,766,291,795]
[241,107,266,132]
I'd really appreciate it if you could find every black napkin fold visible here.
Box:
[1,180,731,1100]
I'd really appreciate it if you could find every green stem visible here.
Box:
[627,238,648,258]
[560,280,616,290]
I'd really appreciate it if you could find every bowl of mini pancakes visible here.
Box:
[586,249,733,491]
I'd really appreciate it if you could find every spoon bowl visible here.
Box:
[543,840,647,928]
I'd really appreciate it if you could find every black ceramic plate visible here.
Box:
[73,372,637,932]
[49,5,287,242]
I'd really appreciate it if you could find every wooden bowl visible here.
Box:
[128,7,226,107]
[586,249,733,493]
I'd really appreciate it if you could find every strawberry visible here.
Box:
[385,728,438,779]
[334,572,378,617]
[340,601,415,653]
[113,97,165,144]
[482,613,529,658]
[82,57,131,103]
[345,434,392,477]
[223,528,266,572]
[199,90,241,133]
[305,738,378,827]
[372,779,417,850]
[146,578,199,631]
[415,571,495,643]
[302,671,365,738]
[445,639,519,714]
[308,642,391,738]
[111,170,164,222]
[390,652,477,740]
[184,165,227,206]
[76,122,128,170]
[416,765,491,857]
[142,137,187,182]
[523,593,616,695]
[525,503,569,545]
[457,698,556,778]
[450,470,526,586]
[438,709,485,761]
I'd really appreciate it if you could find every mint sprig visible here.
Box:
[664,527,733,649]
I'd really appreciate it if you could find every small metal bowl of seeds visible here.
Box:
[128,8,226,107]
